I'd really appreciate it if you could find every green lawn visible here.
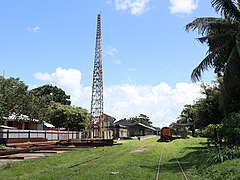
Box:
[0,137,239,180]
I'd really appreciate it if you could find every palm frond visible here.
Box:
[199,33,233,47]
[191,42,231,82]
[211,0,240,19]
[197,33,231,44]
[222,45,240,93]
[223,31,240,85]
[220,45,240,110]
[185,17,233,36]
[236,27,240,55]
[209,33,235,52]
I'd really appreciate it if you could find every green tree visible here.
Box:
[29,85,71,120]
[178,104,195,124]
[127,114,152,126]
[30,85,71,105]
[185,0,240,113]
[0,77,30,121]
[177,104,196,136]
[177,81,223,130]
[195,82,223,127]
[222,112,240,145]
[47,103,90,131]
[203,124,223,147]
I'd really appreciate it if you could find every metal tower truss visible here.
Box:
[90,14,104,138]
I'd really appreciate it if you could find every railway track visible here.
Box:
[1,138,189,179]
[67,152,112,169]
[62,144,139,179]
[155,143,189,180]
[66,142,139,170]
[65,141,189,179]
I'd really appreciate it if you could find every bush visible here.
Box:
[194,129,203,137]
[202,159,240,180]
[206,146,240,164]
[202,124,223,147]
[223,112,240,146]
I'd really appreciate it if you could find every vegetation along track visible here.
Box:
[155,142,189,180]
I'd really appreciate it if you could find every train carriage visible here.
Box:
[160,127,172,142]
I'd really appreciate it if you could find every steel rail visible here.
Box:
[63,145,139,179]
[156,143,189,180]
[66,143,144,169]
[67,152,112,169]
[171,143,189,180]
[155,145,165,180]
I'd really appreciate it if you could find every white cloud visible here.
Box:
[34,72,53,81]
[106,45,118,56]
[104,82,203,127]
[169,0,199,14]
[34,67,82,105]
[34,68,203,127]
[28,26,41,32]
[114,60,122,64]
[128,68,137,71]
[115,0,150,15]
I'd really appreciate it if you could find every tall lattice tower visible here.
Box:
[90,14,104,138]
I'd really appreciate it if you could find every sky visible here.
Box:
[0,0,220,127]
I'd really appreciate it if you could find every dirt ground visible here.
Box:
[0,150,66,167]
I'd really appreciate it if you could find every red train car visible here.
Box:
[160,127,172,142]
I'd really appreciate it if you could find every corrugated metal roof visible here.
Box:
[43,121,55,128]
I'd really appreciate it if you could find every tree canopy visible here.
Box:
[178,81,223,128]
[0,77,89,131]
[30,85,71,105]
[47,102,90,131]
[0,77,30,121]
[127,114,152,126]
[185,0,240,113]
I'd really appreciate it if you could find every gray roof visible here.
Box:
[129,122,156,131]
[114,120,156,130]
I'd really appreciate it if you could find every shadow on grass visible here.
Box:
[138,147,209,175]
[139,163,186,174]
[183,146,208,150]
[168,146,210,171]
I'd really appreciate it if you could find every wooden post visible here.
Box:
[7,130,9,139]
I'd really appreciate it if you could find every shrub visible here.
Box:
[202,124,223,147]
[206,146,240,164]
[222,112,240,146]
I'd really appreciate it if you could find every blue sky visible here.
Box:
[0,0,219,127]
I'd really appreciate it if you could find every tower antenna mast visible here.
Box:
[90,14,104,138]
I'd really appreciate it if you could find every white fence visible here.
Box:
[0,129,82,140]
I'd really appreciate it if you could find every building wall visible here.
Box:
[113,123,155,138]
[128,125,154,136]
[103,130,113,139]
[113,126,128,139]
[119,128,128,138]
[6,121,43,130]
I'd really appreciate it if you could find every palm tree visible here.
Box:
[185,0,240,113]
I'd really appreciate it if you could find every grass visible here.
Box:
[0,137,239,179]
[0,145,14,149]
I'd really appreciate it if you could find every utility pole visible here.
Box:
[90,14,104,139]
